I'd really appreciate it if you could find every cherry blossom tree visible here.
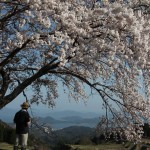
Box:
[0,0,150,141]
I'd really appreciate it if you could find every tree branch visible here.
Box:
[0,69,10,99]
[0,5,29,23]
[0,39,31,68]
[0,61,60,109]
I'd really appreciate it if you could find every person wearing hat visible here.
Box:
[13,102,31,150]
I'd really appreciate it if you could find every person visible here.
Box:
[14,102,31,150]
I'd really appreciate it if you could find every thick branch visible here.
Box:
[0,69,10,99]
[0,5,29,23]
[0,61,59,109]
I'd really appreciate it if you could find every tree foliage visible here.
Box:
[0,120,15,144]
[0,0,150,141]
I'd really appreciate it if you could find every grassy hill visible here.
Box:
[0,142,13,150]
[58,142,150,150]
[0,142,52,150]
[0,120,51,150]
[0,120,15,144]
[70,143,128,150]
[0,142,127,150]
[2,119,150,150]
[0,143,35,150]
[2,135,150,150]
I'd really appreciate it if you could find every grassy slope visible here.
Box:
[0,143,13,150]
[0,142,127,150]
[2,140,150,150]
[70,143,128,150]
[0,142,34,150]
[70,140,150,150]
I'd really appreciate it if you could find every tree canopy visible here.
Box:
[0,0,150,141]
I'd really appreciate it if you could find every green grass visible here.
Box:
[2,141,150,150]
[70,143,128,150]
[0,142,34,150]
[0,142,13,150]
[0,142,127,150]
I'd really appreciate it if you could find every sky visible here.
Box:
[4,88,104,115]
[0,89,104,123]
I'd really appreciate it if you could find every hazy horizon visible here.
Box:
[2,93,104,115]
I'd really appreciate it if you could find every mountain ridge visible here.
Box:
[0,108,100,123]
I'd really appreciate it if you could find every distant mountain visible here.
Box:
[61,116,83,121]
[37,116,66,124]
[0,120,51,149]
[61,116,99,124]
[46,110,100,119]
[55,126,94,140]
[35,115,99,129]
[0,108,101,129]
